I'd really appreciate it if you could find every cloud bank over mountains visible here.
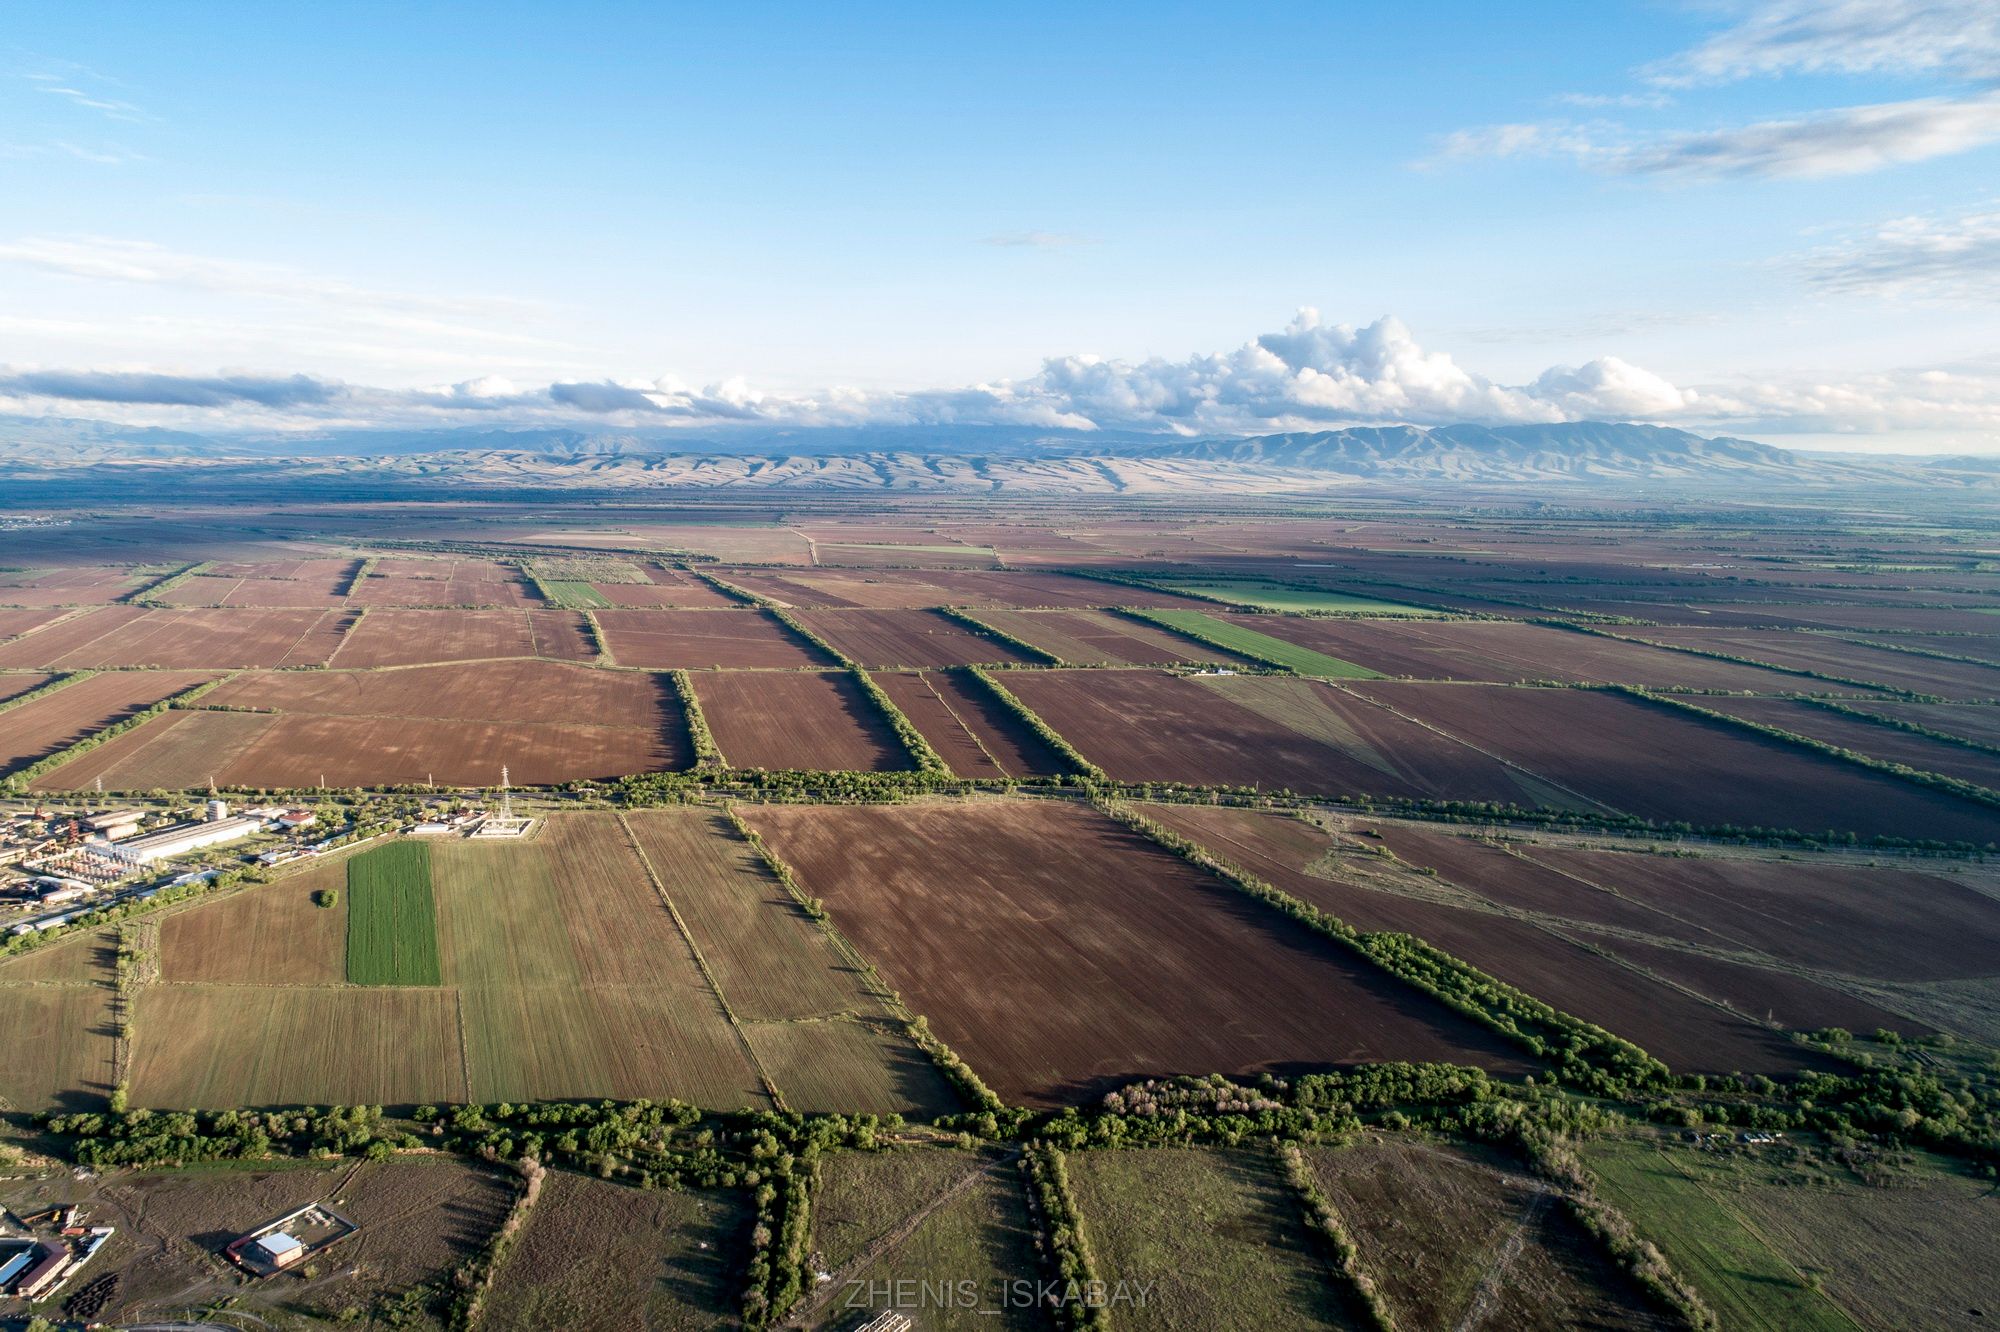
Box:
[2,307,1995,442]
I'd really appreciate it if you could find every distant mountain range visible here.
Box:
[0,415,1990,494]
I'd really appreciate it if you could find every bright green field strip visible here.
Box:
[1142,610,1383,678]
[1584,1141,1858,1332]
[537,579,612,609]
[1153,578,1439,615]
[345,841,442,986]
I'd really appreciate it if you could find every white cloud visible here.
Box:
[1652,0,2000,86]
[980,231,1094,249]
[0,310,1995,443]
[1793,206,2000,298]
[1431,91,2000,179]
[1435,1,2000,181]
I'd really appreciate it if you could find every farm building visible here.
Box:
[11,1241,70,1299]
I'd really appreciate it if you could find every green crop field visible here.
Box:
[535,579,613,609]
[1141,609,1384,677]
[345,841,443,986]
[1152,578,1440,615]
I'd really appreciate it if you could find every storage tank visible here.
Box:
[205,799,229,822]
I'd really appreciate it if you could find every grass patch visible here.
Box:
[1140,609,1385,677]
[1584,1140,1859,1332]
[345,841,442,986]
[536,579,613,609]
[1152,578,1439,615]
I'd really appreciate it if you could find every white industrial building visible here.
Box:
[116,813,267,865]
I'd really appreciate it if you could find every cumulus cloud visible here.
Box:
[3,310,1996,441]
[1793,206,2000,299]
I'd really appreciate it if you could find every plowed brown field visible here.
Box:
[596,609,832,667]
[742,799,1533,1104]
[793,608,1033,667]
[870,670,1069,778]
[0,670,213,773]
[694,670,907,770]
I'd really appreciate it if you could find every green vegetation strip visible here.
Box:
[1618,686,2000,814]
[1129,608,1384,678]
[963,665,1106,777]
[1103,801,1667,1094]
[344,840,443,986]
[765,607,953,773]
[127,560,208,604]
[671,668,725,766]
[1025,1145,1110,1330]
[3,675,223,791]
[936,604,1063,663]
[1274,1141,1398,1330]
[1800,695,2000,758]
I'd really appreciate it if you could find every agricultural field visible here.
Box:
[330,607,597,666]
[161,860,347,983]
[1697,695,2000,788]
[0,566,148,607]
[802,1148,1046,1330]
[1351,681,2000,844]
[792,608,1034,667]
[1066,1147,1354,1328]
[742,799,1532,1105]
[967,607,1248,665]
[1137,609,1384,676]
[1232,616,1825,689]
[1631,627,2000,700]
[1580,1137,2000,1332]
[1305,1137,1670,1330]
[1138,803,1849,1072]
[693,670,910,771]
[127,984,468,1106]
[0,669,212,775]
[1148,577,1441,615]
[0,981,116,1112]
[345,841,443,986]
[595,607,834,668]
[0,607,352,669]
[869,669,1069,778]
[482,1171,747,1332]
[31,659,692,789]
[1849,699,2000,748]
[999,668,1573,804]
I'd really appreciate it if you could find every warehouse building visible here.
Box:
[117,813,266,865]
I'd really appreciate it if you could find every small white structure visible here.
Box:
[205,798,231,822]
[252,1232,306,1270]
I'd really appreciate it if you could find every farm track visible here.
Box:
[782,1148,1021,1329]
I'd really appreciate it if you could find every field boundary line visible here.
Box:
[1325,681,1625,817]
[613,809,788,1112]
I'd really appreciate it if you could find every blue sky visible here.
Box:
[2,1,1997,449]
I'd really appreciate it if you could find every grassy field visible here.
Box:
[1151,578,1439,615]
[1139,609,1385,677]
[346,841,443,986]
[482,1171,748,1332]
[1307,1138,1670,1330]
[1585,1140,1860,1332]
[1066,1147,1350,1329]
[535,578,614,609]
[805,1147,1043,1330]
[1591,1138,1999,1332]
[128,985,468,1106]
[743,1017,959,1118]
[0,983,116,1112]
